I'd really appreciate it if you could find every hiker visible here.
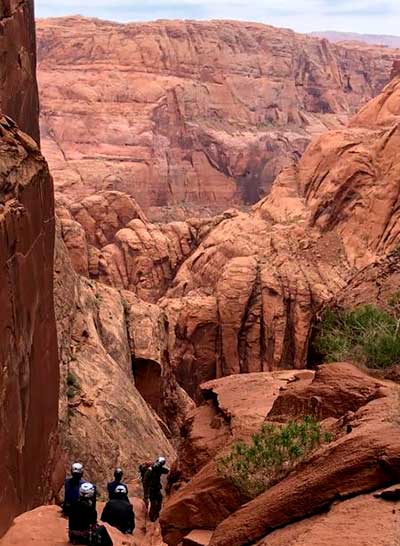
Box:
[101,484,135,535]
[68,482,113,545]
[63,463,85,516]
[107,468,128,500]
[138,461,153,506]
[143,456,169,522]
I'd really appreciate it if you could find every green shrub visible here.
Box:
[217,416,330,498]
[314,304,400,369]
[66,371,81,399]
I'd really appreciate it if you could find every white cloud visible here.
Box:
[35,0,400,35]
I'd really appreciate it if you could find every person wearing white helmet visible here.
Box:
[68,483,113,545]
[68,482,97,544]
[142,456,169,522]
[101,483,135,535]
[107,468,129,500]
[62,462,85,516]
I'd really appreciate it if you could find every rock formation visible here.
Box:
[0,2,60,537]
[0,0,40,142]
[160,364,400,546]
[54,231,180,490]
[53,74,400,401]
[0,498,166,546]
[37,17,397,214]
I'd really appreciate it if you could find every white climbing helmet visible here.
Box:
[115,484,128,495]
[156,456,166,466]
[79,482,95,498]
[71,462,84,475]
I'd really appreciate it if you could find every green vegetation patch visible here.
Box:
[66,370,81,399]
[314,304,400,369]
[217,416,331,498]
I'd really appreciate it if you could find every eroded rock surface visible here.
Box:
[160,364,400,546]
[0,118,60,536]
[37,17,397,212]
[0,0,39,142]
[54,233,177,491]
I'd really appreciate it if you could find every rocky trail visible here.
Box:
[2,2,400,546]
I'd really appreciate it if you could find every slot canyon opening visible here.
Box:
[132,358,162,415]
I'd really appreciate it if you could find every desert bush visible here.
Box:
[217,416,330,498]
[66,370,81,399]
[314,304,400,369]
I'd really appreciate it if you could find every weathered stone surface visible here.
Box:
[0,499,167,546]
[53,235,176,491]
[0,0,39,142]
[155,76,400,394]
[161,461,246,546]
[268,362,386,422]
[256,491,400,546]
[160,364,400,546]
[209,371,400,546]
[0,117,59,536]
[169,371,312,490]
[183,530,213,546]
[37,17,396,212]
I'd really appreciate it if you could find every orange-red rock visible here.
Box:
[256,491,400,546]
[53,236,176,490]
[160,364,400,546]
[0,1,39,142]
[156,76,400,392]
[0,119,59,535]
[168,371,312,489]
[37,17,397,212]
[267,362,386,422]
[208,368,400,546]
[0,500,167,546]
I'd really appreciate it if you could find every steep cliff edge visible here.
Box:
[0,0,39,142]
[37,17,397,214]
[0,2,60,536]
[0,119,59,536]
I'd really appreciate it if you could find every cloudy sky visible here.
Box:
[35,0,400,35]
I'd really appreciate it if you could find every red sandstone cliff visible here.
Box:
[55,75,400,411]
[0,0,40,142]
[0,1,60,536]
[37,17,397,215]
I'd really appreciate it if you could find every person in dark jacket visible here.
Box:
[107,468,128,500]
[68,482,97,544]
[138,461,152,506]
[63,462,85,516]
[101,484,135,534]
[143,456,169,522]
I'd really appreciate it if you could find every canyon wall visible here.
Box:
[57,73,400,400]
[37,17,397,216]
[0,1,59,536]
[0,0,40,142]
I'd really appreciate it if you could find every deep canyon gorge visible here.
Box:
[1,2,400,546]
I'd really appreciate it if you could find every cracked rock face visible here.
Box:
[0,0,39,142]
[53,233,178,490]
[56,76,400,400]
[160,364,400,546]
[37,17,396,214]
[0,1,59,537]
[0,117,60,537]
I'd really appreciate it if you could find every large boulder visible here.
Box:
[256,490,400,546]
[209,375,400,546]
[170,371,306,487]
